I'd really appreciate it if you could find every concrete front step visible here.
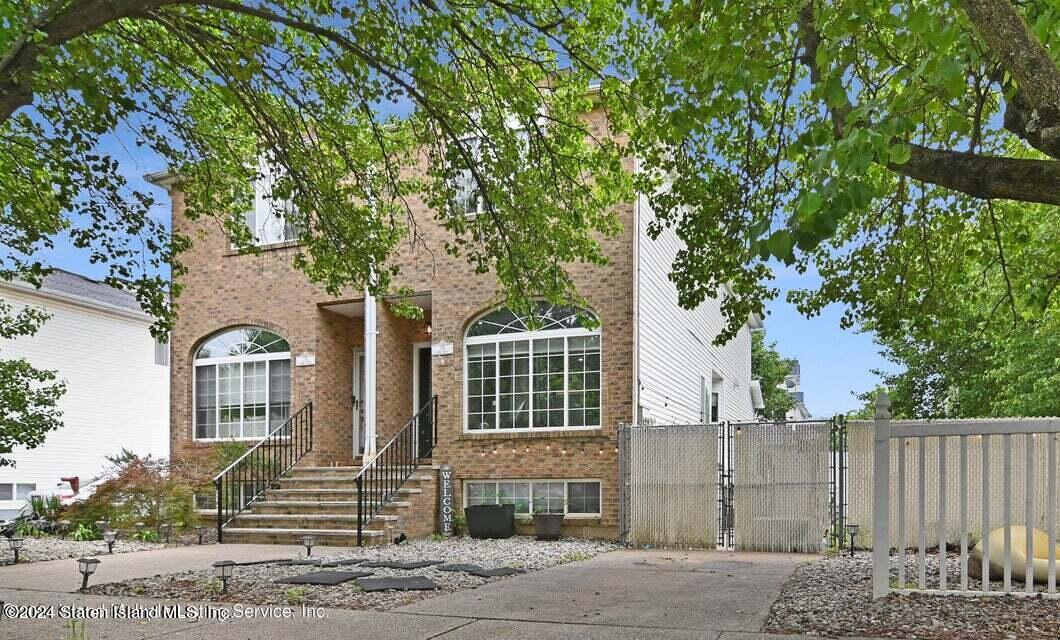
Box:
[233,513,397,530]
[221,527,387,547]
[249,500,410,515]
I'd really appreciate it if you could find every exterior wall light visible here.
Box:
[7,536,24,563]
[78,557,101,592]
[212,560,235,593]
[103,531,117,554]
[302,534,315,557]
[845,523,860,558]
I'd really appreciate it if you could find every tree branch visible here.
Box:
[959,0,1060,158]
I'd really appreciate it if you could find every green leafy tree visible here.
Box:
[751,331,795,420]
[0,300,64,467]
[614,0,1060,342]
[852,200,1059,418]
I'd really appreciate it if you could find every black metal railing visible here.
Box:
[355,395,437,546]
[212,402,313,542]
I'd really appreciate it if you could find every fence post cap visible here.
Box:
[874,391,891,417]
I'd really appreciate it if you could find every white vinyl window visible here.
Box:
[464,479,601,516]
[244,159,300,245]
[449,126,529,217]
[464,302,601,432]
[193,327,292,441]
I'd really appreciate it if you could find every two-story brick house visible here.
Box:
[148,106,763,545]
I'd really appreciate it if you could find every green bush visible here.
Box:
[70,523,99,541]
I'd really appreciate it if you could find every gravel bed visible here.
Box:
[3,529,218,564]
[2,536,170,564]
[765,551,1060,640]
[90,536,616,611]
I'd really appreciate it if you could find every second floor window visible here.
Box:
[451,136,484,217]
[245,160,300,246]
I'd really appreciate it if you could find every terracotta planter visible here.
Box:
[533,513,564,540]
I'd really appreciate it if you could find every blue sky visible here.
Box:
[38,135,892,419]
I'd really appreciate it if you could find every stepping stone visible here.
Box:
[236,559,291,566]
[360,560,444,570]
[319,559,365,567]
[278,559,320,566]
[275,571,373,585]
[435,563,484,572]
[468,567,527,578]
[355,576,439,592]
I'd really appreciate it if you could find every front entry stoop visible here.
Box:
[221,461,436,547]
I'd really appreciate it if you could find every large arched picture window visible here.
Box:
[465,302,601,431]
[193,327,291,440]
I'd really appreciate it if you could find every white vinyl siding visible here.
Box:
[0,286,168,514]
[634,185,756,424]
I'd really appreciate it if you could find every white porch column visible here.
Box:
[363,289,378,458]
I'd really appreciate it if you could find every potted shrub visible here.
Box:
[532,508,564,541]
[464,504,515,539]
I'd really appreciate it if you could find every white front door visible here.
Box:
[352,348,366,455]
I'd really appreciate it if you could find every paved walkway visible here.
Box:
[0,547,879,640]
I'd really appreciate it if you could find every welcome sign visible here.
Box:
[439,464,455,536]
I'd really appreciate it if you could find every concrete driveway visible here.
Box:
[0,547,863,640]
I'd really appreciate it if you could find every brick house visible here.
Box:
[147,107,764,545]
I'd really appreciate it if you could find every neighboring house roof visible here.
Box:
[0,269,149,321]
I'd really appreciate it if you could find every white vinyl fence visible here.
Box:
[870,393,1060,599]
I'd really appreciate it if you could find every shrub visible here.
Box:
[61,451,198,532]
[132,529,162,543]
[70,523,99,541]
[285,587,307,605]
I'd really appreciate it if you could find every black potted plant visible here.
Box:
[532,507,564,541]
[464,504,515,539]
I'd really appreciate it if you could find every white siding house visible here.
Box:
[0,271,169,518]
[633,191,763,425]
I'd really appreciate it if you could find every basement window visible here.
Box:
[464,479,601,517]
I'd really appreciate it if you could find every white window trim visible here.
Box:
[462,478,602,518]
[462,326,603,434]
[192,350,292,442]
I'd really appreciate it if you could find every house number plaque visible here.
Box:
[439,464,455,537]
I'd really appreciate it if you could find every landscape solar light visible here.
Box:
[845,523,860,558]
[302,534,315,557]
[160,523,172,543]
[103,530,117,554]
[7,536,24,563]
[196,526,206,545]
[212,560,235,593]
[94,519,106,532]
[77,557,100,592]
[57,520,71,539]
[135,522,145,533]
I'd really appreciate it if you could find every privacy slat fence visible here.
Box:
[730,420,835,553]
[870,393,1060,599]
[622,424,719,548]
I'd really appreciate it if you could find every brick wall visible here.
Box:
[167,107,635,539]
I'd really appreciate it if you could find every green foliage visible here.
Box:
[452,513,467,537]
[430,533,445,542]
[64,620,88,640]
[853,201,1060,418]
[70,523,99,542]
[13,517,44,538]
[559,551,592,563]
[285,587,307,605]
[202,578,222,596]
[0,300,65,467]
[62,452,198,532]
[29,494,62,521]
[751,332,795,420]
[132,529,162,543]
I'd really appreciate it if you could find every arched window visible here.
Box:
[193,327,291,440]
[465,302,601,432]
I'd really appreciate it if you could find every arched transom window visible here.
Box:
[465,303,601,432]
[194,327,291,440]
